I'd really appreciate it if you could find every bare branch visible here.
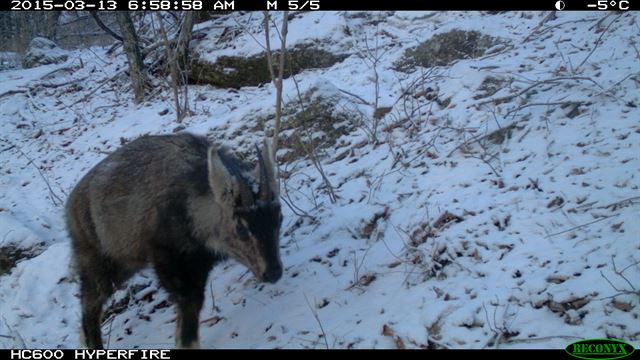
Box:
[154,13,183,122]
[576,14,622,71]
[611,256,638,291]
[70,69,127,106]
[290,74,338,204]
[472,76,602,107]
[263,12,288,152]
[263,12,277,89]
[274,12,288,151]
[337,88,371,106]
[89,11,123,42]
[545,213,619,239]
[303,294,329,349]
[522,12,556,43]
[14,144,63,207]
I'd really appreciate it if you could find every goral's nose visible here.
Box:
[262,266,282,283]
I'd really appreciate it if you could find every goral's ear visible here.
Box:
[208,147,235,204]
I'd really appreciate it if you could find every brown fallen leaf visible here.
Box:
[567,297,589,310]
[201,315,225,327]
[382,324,394,337]
[358,273,377,287]
[381,324,405,349]
[546,275,569,284]
[611,299,633,312]
[547,300,566,313]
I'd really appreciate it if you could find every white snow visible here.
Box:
[0,11,638,349]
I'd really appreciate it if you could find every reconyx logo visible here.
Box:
[566,339,636,360]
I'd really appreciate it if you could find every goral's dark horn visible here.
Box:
[256,143,271,201]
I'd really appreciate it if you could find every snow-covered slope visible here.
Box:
[0,11,638,349]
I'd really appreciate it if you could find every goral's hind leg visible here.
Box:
[77,253,131,349]
[78,269,113,349]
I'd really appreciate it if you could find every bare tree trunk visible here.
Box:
[175,12,195,77]
[0,13,15,51]
[155,13,183,122]
[175,11,195,118]
[19,13,34,51]
[116,11,145,104]
[44,11,61,41]
[265,12,337,204]
[263,11,288,153]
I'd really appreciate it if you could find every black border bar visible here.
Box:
[3,0,639,11]
[0,349,575,359]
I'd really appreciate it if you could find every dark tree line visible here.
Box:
[0,12,61,52]
[88,11,196,109]
[1,11,200,111]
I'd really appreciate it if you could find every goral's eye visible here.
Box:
[236,224,249,238]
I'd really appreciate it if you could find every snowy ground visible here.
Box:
[0,11,638,349]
